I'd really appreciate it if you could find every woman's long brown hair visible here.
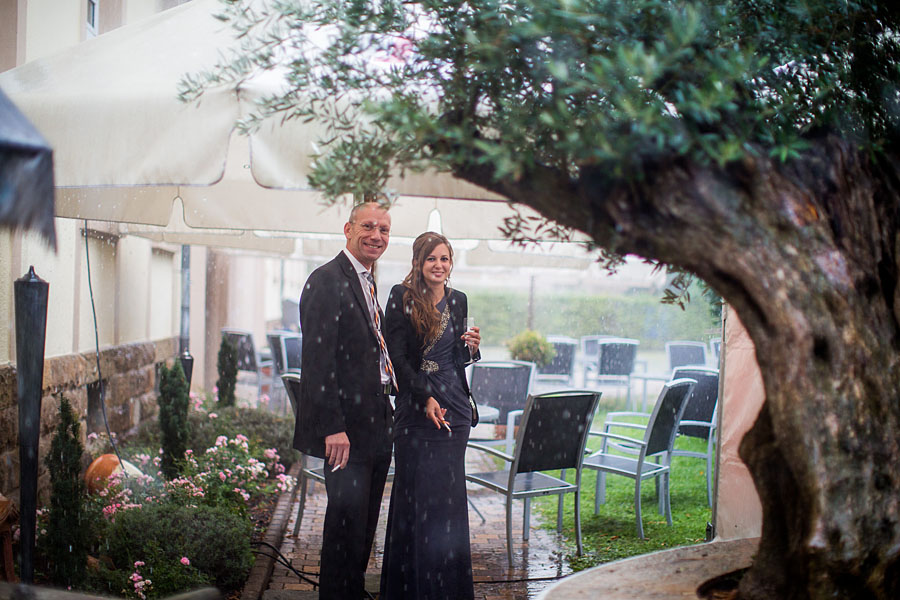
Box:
[402,232,453,343]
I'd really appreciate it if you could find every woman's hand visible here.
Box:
[425,396,448,430]
[462,326,481,354]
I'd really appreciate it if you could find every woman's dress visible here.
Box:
[380,296,475,600]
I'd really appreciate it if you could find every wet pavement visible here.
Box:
[264,448,574,600]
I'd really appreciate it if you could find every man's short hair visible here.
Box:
[349,199,390,223]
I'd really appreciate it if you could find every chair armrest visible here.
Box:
[505,409,523,454]
[589,430,647,447]
[466,442,514,462]
[602,421,649,433]
[506,409,523,429]
[604,411,651,421]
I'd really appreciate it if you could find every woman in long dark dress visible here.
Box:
[381,232,482,600]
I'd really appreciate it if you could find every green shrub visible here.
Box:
[128,406,296,470]
[506,329,556,367]
[43,396,91,588]
[216,337,238,407]
[104,501,253,594]
[468,287,718,351]
[158,360,191,480]
[89,542,212,600]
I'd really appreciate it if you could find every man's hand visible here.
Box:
[324,431,350,470]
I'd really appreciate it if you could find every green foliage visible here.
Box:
[216,337,238,408]
[178,0,900,316]
[181,0,898,201]
[43,397,91,588]
[135,545,213,599]
[506,329,556,367]
[158,360,191,480]
[36,399,295,599]
[129,405,297,470]
[469,289,717,351]
[104,501,253,594]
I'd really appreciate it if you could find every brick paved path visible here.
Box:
[267,450,574,600]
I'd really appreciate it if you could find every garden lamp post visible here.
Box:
[179,244,194,387]
[15,266,49,584]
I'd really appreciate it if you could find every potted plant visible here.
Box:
[506,329,555,368]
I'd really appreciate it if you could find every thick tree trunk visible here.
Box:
[466,136,900,598]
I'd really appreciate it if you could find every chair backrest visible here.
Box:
[267,330,302,376]
[538,336,578,377]
[469,360,535,422]
[580,334,613,361]
[511,390,601,475]
[597,338,639,376]
[666,341,707,371]
[643,378,696,456]
[222,328,259,372]
[283,334,302,371]
[267,332,287,375]
[672,367,719,439]
[281,372,302,419]
[281,298,300,331]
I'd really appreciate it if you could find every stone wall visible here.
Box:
[0,337,178,504]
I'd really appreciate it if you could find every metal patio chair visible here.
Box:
[468,360,536,452]
[536,335,578,386]
[221,328,274,400]
[465,390,601,565]
[670,366,719,506]
[665,340,708,372]
[583,378,695,539]
[266,330,302,415]
[281,372,325,536]
[582,336,640,404]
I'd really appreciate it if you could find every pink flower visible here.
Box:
[219,472,227,481]
[209,412,218,419]
[180,556,190,566]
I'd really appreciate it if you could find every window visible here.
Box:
[86,0,98,38]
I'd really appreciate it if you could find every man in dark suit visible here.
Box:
[294,201,395,599]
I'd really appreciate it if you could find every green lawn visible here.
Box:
[533,395,713,571]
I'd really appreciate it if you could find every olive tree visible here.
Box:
[181,1,900,597]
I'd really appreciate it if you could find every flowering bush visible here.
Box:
[33,395,296,598]
[169,435,295,512]
[106,503,244,595]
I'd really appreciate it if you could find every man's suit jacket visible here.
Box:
[384,284,480,419]
[293,252,390,459]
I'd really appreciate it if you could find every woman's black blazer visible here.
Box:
[384,284,480,417]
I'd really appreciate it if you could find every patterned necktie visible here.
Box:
[365,272,398,389]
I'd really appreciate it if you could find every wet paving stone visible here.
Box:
[269,449,575,599]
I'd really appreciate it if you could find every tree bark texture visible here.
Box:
[458,136,900,599]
